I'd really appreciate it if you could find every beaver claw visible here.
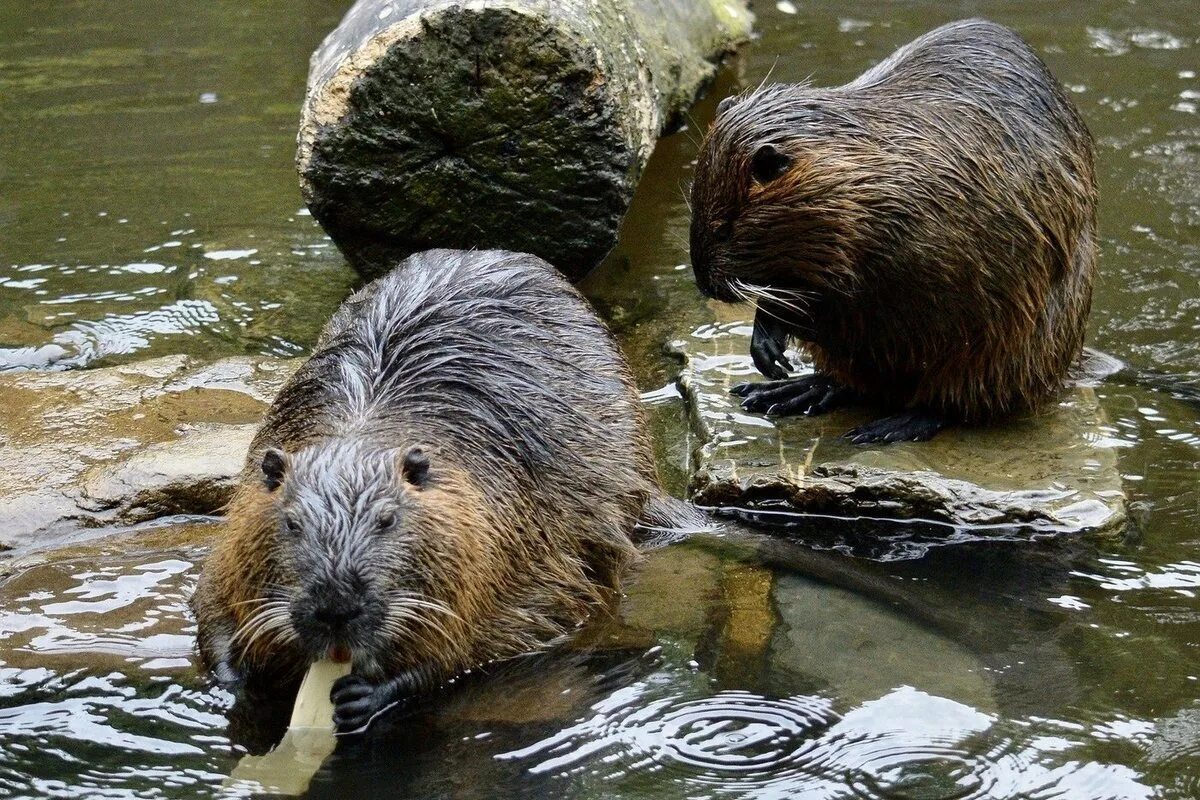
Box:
[331,669,424,734]
[844,411,946,444]
[331,674,385,734]
[750,307,793,380]
[732,374,854,417]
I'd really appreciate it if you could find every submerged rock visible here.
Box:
[0,521,216,675]
[672,313,1126,538]
[0,356,298,551]
[769,572,994,709]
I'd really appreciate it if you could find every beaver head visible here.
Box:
[257,437,450,675]
[689,87,872,309]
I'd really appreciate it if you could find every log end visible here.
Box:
[298,5,639,281]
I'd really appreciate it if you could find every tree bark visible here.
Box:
[297,0,752,281]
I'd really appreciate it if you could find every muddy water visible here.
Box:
[1,0,1198,798]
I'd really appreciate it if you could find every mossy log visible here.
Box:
[297,0,753,280]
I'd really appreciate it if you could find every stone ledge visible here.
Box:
[0,356,299,551]
[672,317,1126,539]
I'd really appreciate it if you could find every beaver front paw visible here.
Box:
[331,674,385,734]
[749,307,794,380]
[844,411,946,444]
[331,670,422,734]
[732,374,854,417]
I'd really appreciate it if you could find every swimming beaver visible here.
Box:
[190,249,700,732]
[689,19,1096,443]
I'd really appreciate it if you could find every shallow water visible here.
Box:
[1,0,1198,798]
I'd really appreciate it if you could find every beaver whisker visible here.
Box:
[230,600,294,650]
[679,182,692,213]
[390,608,453,640]
[667,229,690,253]
[253,617,299,653]
[387,591,462,621]
[680,110,702,148]
[384,602,456,644]
[381,607,449,651]
[732,279,813,324]
[228,589,289,608]
[379,609,441,642]
[741,282,814,314]
[230,602,289,640]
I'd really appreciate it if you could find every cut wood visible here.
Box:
[298,0,753,280]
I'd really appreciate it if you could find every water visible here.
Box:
[1,0,1197,797]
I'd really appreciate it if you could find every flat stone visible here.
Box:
[79,423,260,523]
[0,356,299,551]
[671,311,1126,538]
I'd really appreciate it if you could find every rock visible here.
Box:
[672,312,1127,539]
[618,544,722,639]
[768,572,995,710]
[297,0,753,281]
[78,424,260,523]
[709,562,776,685]
[0,356,299,551]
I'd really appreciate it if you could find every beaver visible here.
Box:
[190,249,701,733]
[689,19,1097,443]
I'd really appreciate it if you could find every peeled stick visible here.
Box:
[224,659,352,795]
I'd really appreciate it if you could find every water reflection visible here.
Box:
[0,524,239,798]
[0,0,356,368]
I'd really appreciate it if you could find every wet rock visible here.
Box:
[0,356,299,551]
[672,313,1126,537]
[78,423,259,523]
[709,562,776,685]
[769,573,995,710]
[618,544,723,639]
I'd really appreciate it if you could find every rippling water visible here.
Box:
[1,0,1198,797]
[500,682,1157,799]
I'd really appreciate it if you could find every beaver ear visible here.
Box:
[401,446,430,488]
[750,143,792,184]
[717,95,737,116]
[261,448,288,492]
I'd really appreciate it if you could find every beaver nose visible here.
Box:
[313,603,363,628]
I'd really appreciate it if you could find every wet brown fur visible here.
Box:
[690,19,1097,422]
[191,249,698,686]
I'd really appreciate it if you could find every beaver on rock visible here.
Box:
[191,249,701,732]
[689,19,1097,443]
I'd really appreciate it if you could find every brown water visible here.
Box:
[1,0,1198,798]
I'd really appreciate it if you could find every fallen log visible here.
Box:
[297,0,752,280]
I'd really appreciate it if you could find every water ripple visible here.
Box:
[500,685,839,787]
[500,682,1160,799]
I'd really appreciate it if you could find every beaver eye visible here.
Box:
[376,510,396,532]
[750,143,792,185]
[284,515,302,536]
[713,220,733,241]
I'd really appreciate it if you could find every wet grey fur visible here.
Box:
[195,249,699,708]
